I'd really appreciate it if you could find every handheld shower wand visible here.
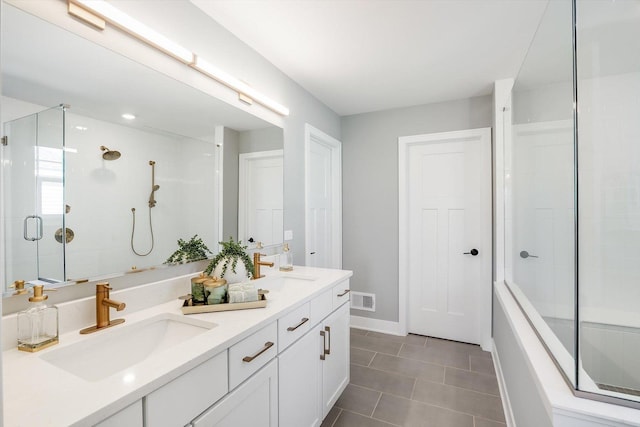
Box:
[148,161,160,207]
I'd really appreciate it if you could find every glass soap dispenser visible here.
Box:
[17,285,59,352]
[279,243,293,271]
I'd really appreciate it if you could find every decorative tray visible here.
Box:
[180,293,267,315]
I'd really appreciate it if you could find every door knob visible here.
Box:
[519,250,538,259]
[463,249,479,256]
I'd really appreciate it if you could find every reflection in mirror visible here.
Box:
[505,0,576,382]
[1,4,283,298]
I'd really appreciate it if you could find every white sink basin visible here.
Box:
[40,313,216,381]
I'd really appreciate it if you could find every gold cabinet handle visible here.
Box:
[242,341,274,363]
[287,317,309,332]
[337,289,350,297]
[320,330,327,360]
[320,326,331,361]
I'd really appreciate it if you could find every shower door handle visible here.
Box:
[23,215,43,241]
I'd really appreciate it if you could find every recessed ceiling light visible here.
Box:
[74,126,88,131]
[122,113,136,120]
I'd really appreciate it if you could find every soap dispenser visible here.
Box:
[279,243,293,271]
[17,285,59,352]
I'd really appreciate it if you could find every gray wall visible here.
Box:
[239,127,283,154]
[341,96,492,322]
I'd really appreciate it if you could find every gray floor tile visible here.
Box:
[426,337,491,358]
[370,353,444,383]
[351,347,376,366]
[412,379,506,422]
[470,356,496,375]
[399,343,471,370]
[351,328,369,336]
[367,331,428,347]
[321,406,342,427]
[444,367,499,396]
[351,333,403,356]
[474,417,507,427]
[350,364,416,398]
[335,384,381,416]
[333,410,398,427]
[373,393,473,427]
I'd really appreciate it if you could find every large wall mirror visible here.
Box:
[1,4,283,300]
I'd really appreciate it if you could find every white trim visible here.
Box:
[493,78,514,284]
[304,123,342,269]
[350,315,404,336]
[398,128,493,349]
[214,126,224,251]
[237,149,283,245]
[492,337,516,427]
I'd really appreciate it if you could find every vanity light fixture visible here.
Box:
[192,56,290,116]
[69,0,194,64]
[121,113,136,120]
[67,0,290,116]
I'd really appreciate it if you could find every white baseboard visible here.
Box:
[350,315,404,336]
[492,338,516,427]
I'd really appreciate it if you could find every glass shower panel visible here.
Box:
[2,106,65,289]
[576,0,640,403]
[506,0,577,384]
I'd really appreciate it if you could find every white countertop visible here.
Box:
[2,267,352,427]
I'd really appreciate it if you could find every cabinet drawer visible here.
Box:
[332,280,351,309]
[310,289,332,324]
[229,322,278,389]
[145,351,228,427]
[95,400,142,427]
[278,302,311,352]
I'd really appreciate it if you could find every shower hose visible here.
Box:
[130,207,154,256]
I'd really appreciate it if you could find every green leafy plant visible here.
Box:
[165,235,212,264]
[204,237,254,279]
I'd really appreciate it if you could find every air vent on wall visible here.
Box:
[351,292,375,312]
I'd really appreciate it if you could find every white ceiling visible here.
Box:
[191,0,550,116]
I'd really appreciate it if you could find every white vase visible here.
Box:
[212,257,251,284]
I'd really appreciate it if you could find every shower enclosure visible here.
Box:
[504,0,640,408]
[1,105,67,286]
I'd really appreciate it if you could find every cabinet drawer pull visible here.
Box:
[242,341,274,363]
[287,317,309,332]
[337,289,350,297]
[325,326,331,355]
[320,330,326,360]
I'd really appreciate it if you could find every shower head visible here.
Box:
[100,145,121,160]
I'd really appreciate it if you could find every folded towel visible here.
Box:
[228,288,259,303]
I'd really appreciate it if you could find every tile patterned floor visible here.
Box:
[322,328,507,427]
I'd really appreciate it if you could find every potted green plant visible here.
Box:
[204,237,254,282]
[165,235,212,264]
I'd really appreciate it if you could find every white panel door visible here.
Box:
[238,150,283,246]
[512,121,574,320]
[305,125,342,268]
[404,129,491,345]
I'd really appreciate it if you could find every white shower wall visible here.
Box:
[64,113,219,280]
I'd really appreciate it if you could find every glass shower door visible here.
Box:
[2,105,65,289]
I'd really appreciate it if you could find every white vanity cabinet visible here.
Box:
[144,351,228,427]
[278,280,350,426]
[190,360,278,427]
[94,400,143,427]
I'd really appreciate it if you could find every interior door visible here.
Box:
[404,128,491,345]
[305,125,342,268]
[2,106,66,287]
[513,121,574,322]
[238,150,283,246]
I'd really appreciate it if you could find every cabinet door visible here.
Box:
[278,323,322,427]
[321,303,350,418]
[191,359,278,427]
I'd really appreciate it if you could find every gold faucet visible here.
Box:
[80,282,126,334]
[253,253,274,280]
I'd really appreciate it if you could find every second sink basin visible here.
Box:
[40,313,216,381]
